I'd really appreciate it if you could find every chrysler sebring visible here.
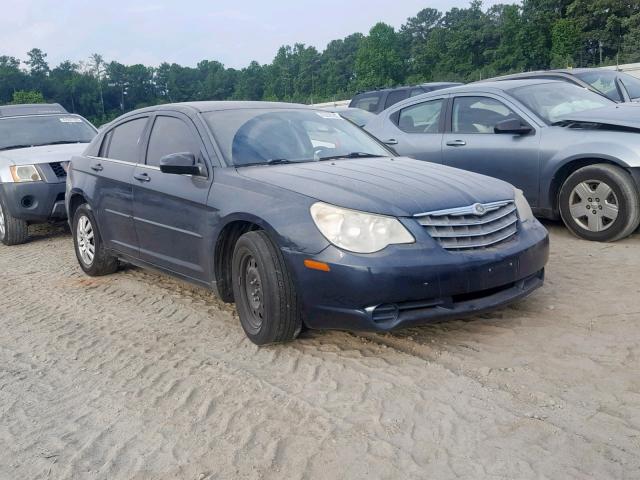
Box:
[66,102,549,344]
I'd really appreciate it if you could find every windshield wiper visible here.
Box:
[0,144,33,151]
[318,152,385,161]
[236,158,306,168]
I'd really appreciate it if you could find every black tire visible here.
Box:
[559,164,640,242]
[231,230,301,345]
[0,195,29,246]
[72,204,118,276]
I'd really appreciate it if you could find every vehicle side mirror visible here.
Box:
[494,119,533,135]
[159,152,206,176]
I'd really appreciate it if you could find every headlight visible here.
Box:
[514,189,534,222]
[10,165,42,183]
[310,202,414,253]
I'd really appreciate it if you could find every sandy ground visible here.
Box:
[0,222,639,480]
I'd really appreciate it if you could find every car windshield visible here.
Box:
[573,70,623,101]
[618,72,640,100]
[0,114,96,151]
[204,108,391,166]
[509,82,613,124]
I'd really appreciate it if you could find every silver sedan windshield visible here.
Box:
[0,115,96,151]
[509,83,613,124]
[204,109,390,166]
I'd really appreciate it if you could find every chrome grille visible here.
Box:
[415,200,518,250]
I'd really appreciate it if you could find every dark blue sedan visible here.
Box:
[66,102,549,344]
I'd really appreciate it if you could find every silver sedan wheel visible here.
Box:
[0,202,5,240]
[569,180,619,232]
[76,215,96,265]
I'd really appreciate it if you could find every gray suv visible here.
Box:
[0,104,96,245]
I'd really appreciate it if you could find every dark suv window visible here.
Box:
[384,89,410,109]
[351,94,382,113]
[103,117,147,163]
[146,116,200,166]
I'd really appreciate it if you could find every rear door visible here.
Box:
[379,97,446,163]
[89,115,149,256]
[132,113,213,281]
[441,95,541,206]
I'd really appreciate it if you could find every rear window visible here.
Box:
[384,89,410,109]
[103,117,147,163]
[350,94,382,113]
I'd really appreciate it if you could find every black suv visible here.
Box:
[349,83,461,114]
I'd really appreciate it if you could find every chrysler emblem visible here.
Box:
[473,203,486,215]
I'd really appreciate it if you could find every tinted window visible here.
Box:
[397,100,444,133]
[146,116,200,166]
[452,97,520,134]
[105,118,147,163]
[384,89,410,109]
[410,88,426,97]
[573,70,622,101]
[351,94,382,113]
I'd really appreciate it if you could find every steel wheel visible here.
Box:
[568,180,619,233]
[241,255,264,333]
[0,201,5,240]
[76,214,96,265]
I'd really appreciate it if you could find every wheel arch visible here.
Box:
[548,156,633,215]
[67,190,90,223]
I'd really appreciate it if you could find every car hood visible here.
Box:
[555,103,640,131]
[0,143,88,166]
[237,157,516,217]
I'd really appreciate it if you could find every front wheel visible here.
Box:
[231,230,301,345]
[0,196,29,246]
[72,204,119,276]
[559,164,640,242]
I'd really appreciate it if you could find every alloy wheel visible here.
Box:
[77,215,96,265]
[568,180,619,232]
[0,202,5,240]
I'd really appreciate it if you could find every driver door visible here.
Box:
[441,95,541,206]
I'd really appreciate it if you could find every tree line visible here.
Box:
[1,0,638,125]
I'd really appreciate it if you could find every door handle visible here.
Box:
[90,163,103,172]
[384,138,398,145]
[134,172,151,182]
[446,140,467,147]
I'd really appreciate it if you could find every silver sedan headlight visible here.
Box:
[514,189,534,222]
[9,165,42,183]
[310,202,415,254]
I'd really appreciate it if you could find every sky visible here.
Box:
[2,0,509,69]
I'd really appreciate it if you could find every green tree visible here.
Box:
[11,90,45,104]
[354,23,404,90]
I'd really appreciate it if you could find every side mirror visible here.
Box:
[494,119,533,135]
[159,152,207,176]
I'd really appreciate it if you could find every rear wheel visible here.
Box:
[0,196,28,246]
[231,230,301,345]
[559,164,640,242]
[72,204,118,276]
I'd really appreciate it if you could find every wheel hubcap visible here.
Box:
[77,215,96,265]
[243,256,264,331]
[569,180,619,232]
[0,203,5,240]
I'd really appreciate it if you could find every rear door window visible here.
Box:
[146,116,201,166]
[104,117,148,163]
[384,89,410,109]
[396,99,444,133]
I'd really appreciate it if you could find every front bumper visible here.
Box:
[0,181,67,222]
[285,219,549,332]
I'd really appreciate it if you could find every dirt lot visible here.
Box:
[0,222,639,480]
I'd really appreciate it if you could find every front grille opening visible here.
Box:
[451,282,515,303]
[417,201,518,250]
[49,162,67,178]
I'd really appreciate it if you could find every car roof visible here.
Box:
[420,78,560,96]
[0,103,68,117]
[133,101,312,115]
